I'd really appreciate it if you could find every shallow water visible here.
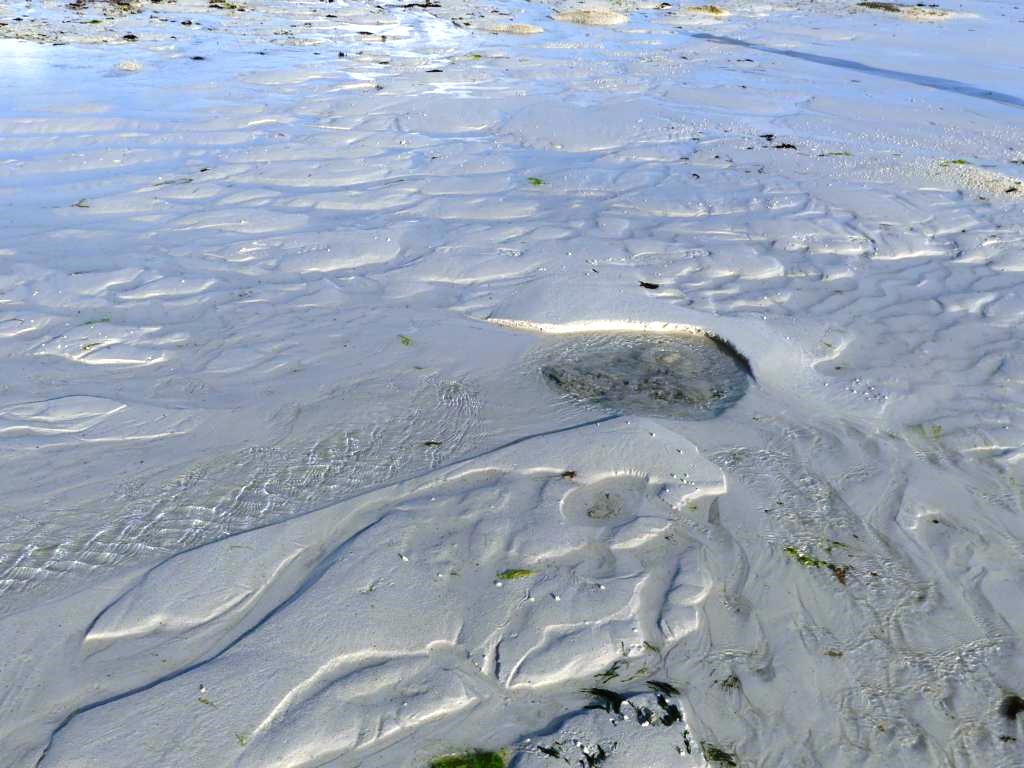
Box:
[539,332,750,419]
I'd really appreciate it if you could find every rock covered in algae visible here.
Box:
[429,750,506,768]
[538,332,750,419]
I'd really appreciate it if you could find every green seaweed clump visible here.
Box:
[647,680,679,696]
[783,546,827,569]
[496,568,535,580]
[430,750,506,768]
[783,546,848,585]
[702,743,737,766]
[596,659,625,683]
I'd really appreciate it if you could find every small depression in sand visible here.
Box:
[538,332,751,420]
[560,474,663,526]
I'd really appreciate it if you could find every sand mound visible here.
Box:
[489,22,544,34]
[932,160,1023,199]
[553,8,629,25]
[684,4,729,16]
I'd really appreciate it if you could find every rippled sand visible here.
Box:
[1,0,1023,766]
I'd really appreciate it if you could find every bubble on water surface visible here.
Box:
[538,332,751,420]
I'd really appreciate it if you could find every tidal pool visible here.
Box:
[538,332,751,420]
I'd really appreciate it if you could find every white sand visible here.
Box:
[1,0,1023,766]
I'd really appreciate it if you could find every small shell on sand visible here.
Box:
[489,22,544,34]
[553,9,629,25]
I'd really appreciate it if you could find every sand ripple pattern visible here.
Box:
[0,376,482,600]
[0,0,1023,766]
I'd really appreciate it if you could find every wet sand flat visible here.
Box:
[1,0,1023,766]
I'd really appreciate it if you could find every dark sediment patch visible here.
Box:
[538,332,751,420]
[1000,694,1024,721]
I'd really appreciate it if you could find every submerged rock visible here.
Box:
[539,332,750,419]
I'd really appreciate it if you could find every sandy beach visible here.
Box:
[1,0,1023,765]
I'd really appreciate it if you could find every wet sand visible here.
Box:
[1,0,1023,766]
